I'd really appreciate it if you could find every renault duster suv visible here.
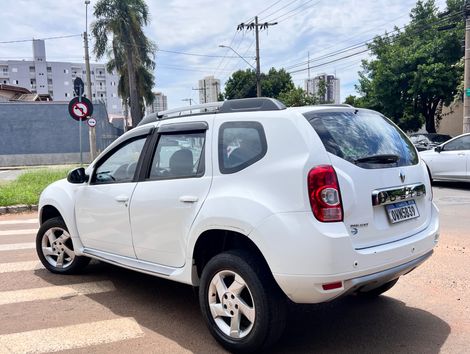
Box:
[36,98,439,353]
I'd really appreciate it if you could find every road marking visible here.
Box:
[0,261,43,273]
[0,219,37,226]
[0,281,115,306]
[0,318,144,354]
[0,243,35,251]
[0,229,37,236]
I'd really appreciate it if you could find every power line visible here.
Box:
[260,0,301,22]
[286,11,463,75]
[269,0,321,23]
[0,34,82,44]
[283,11,462,72]
[157,48,250,59]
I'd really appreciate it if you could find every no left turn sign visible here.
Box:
[68,97,93,121]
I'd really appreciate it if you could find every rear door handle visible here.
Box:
[179,196,199,203]
[115,195,129,203]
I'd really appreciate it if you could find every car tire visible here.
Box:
[199,249,286,353]
[356,278,399,298]
[36,217,90,274]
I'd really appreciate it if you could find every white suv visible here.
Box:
[36,98,439,353]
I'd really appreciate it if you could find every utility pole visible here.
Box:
[464,0,470,133]
[237,17,278,97]
[192,86,206,104]
[254,16,262,97]
[84,0,96,160]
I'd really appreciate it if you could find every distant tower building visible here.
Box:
[198,75,220,104]
[305,73,340,104]
[146,92,168,114]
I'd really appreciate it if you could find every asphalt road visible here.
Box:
[0,183,468,353]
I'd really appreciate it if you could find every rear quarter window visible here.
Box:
[218,121,267,174]
[304,110,418,168]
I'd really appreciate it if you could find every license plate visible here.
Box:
[385,200,419,224]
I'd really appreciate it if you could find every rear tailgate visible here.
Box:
[332,155,431,249]
[304,108,432,249]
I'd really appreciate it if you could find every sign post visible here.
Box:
[69,80,93,165]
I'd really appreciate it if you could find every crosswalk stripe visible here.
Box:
[0,281,115,306]
[0,261,43,273]
[0,243,35,251]
[0,317,144,354]
[0,229,37,236]
[0,219,37,226]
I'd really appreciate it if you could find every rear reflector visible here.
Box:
[322,282,343,291]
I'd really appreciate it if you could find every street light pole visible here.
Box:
[219,44,258,94]
[84,0,96,160]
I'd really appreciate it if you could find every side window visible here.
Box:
[444,136,470,151]
[219,121,267,174]
[149,132,205,179]
[94,137,146,184]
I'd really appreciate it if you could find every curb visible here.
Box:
[0,205,38,215]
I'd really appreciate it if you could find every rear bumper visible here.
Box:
[344,250,432,295]
[252,203,439,303]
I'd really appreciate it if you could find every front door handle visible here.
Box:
[179,196,199,203]
[115,195,129,203]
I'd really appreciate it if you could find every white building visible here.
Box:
[146,92,168,114]
[305,74,340,104]
[198,75,220,104]
[0,39,122,114]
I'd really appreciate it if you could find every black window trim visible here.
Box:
[140,128,208,182]
[90,129,154,185]
[218,121,268,174]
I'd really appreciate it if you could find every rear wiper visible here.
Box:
[353,154,399,164]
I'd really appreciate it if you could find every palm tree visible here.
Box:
[92,0,156,126]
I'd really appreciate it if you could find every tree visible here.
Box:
[278,87,317,107]
[92,0,156,126]
[224,68,294,99]
[357,0,464,132]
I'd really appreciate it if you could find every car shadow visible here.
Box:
[432,181,470,191]
[35,261,451,353]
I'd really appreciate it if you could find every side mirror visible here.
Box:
[434,146,442,153]
[67,167,88,184]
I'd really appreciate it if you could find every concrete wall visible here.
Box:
[0,102,122,167]
[438,102,463,137]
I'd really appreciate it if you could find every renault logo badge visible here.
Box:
[400,171,406,183]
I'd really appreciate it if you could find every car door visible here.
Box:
[432,135,470,180]
[130,121,212,268]
[75,130,152,258]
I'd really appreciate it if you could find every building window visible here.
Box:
[12,68,18,73]
[64,69,69,74]
[14,80,19,85]
[93,93,96,97]
[29,66,35,73]
[47,67,52,72]
[65,93,69,98]
[100,93,104,97]
[48,79,52,85]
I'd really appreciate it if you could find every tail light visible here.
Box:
[308,165,343,222]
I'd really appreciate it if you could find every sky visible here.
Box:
[0,0,449,109]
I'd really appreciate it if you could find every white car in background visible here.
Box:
[420,133,470,182]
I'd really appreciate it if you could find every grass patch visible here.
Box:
[0,168,71,207]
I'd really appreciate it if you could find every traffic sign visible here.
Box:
[73,77,85,97]
[87,117,97,127]
[68,96,93,121]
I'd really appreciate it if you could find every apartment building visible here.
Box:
[305,73,340,104]
[146,92,168,114]
[198,75,220,104]
[0,39,122,114]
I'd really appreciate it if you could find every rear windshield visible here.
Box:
[304,110,418,168]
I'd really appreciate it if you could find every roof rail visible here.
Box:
[137,97,286,126]
[318,103,354,108]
